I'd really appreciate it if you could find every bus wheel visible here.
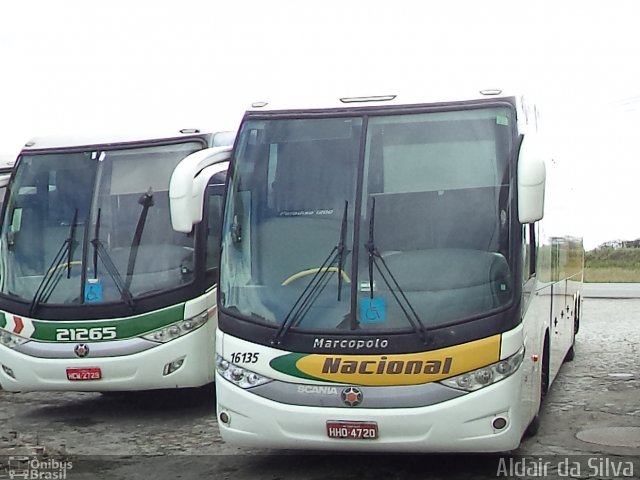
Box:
[540,337,550,402]
[565,323,576,362]
[565,296,580,362]
[524,336,549,438]
[564,344,575,362]
[573,295,581,335]
[524,413,540,438]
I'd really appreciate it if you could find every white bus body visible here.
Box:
[0,155,16,209]
[213,91,583,452]
[0,130,233,391]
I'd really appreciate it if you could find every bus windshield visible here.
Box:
[221,106,515,335]
[0,141,203,308]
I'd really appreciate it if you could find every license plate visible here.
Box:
[66,367,102,381]
[326,421,378,439]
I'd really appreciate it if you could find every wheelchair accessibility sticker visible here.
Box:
[84,279,103,303]
[360,296,386,323]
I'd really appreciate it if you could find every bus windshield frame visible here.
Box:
[0,138,208,318]
[220,101,520,343]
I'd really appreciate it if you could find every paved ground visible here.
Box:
[582,283,640,299]
[1,297,639,479]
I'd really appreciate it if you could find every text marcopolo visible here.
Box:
[313,338,389,350]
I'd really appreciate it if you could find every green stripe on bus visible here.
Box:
[269,353,326,382]
[0,304,185,341]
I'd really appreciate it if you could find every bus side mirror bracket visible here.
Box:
[517,137,546,224]
[169,146,232,233]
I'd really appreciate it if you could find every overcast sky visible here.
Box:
[1,0,640,249]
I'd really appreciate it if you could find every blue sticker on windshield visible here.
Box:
[360,297,386,324]
[85,280,103,303]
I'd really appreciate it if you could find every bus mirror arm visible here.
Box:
[517,136,546,224]
[169,147,232,233]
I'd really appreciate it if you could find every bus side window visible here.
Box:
[205,185,224,287]
[523,223,537,283]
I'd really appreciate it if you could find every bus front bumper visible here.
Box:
[0,329,215,392]
[216,371,528,453]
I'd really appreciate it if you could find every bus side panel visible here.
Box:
[521,280,550,428]
[534,152,584,392]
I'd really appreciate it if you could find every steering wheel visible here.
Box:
[282,267,351,286]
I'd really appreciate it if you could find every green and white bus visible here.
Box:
[212,91,583,452]
[0,129,232,391]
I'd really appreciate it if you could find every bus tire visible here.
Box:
[564,295,580,362]
[524,413,540,438]
[524,334,549,438]
[573,294,581,335]
[565,322,576,362]
[564,345,575,362]
[540,335,550,402]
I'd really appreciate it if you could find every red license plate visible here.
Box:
[66,367,102,381]
[326,421,378,439]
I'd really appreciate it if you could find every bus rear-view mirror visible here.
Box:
[517,138,546,224]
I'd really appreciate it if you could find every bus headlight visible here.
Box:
[0,329,29,349]
[216,354,272,389]
[439,347,525,392]
[142,311,208,343]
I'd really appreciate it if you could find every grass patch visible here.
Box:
[584,247,640,282]
[584,267,640,283]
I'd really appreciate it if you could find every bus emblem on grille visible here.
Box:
[74,344,90,358]
[341,386,363,407]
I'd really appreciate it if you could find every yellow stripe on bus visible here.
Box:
[294,335,501,386]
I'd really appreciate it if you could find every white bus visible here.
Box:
[0,129,233,392]
[0,155,15,210]
[211,91,583,452]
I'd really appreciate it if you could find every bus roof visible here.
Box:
[0,153,15,173]
[20,129,235,152]
[244,89,522,114]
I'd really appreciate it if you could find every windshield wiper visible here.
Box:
[91,208,135,310]
[92,208,101,278]
[124,189,154,292]
[364,198,430,345]
[66,209,78,279]
[336,201,348,301]
[271,201,350,346]
[29,209,79,315]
